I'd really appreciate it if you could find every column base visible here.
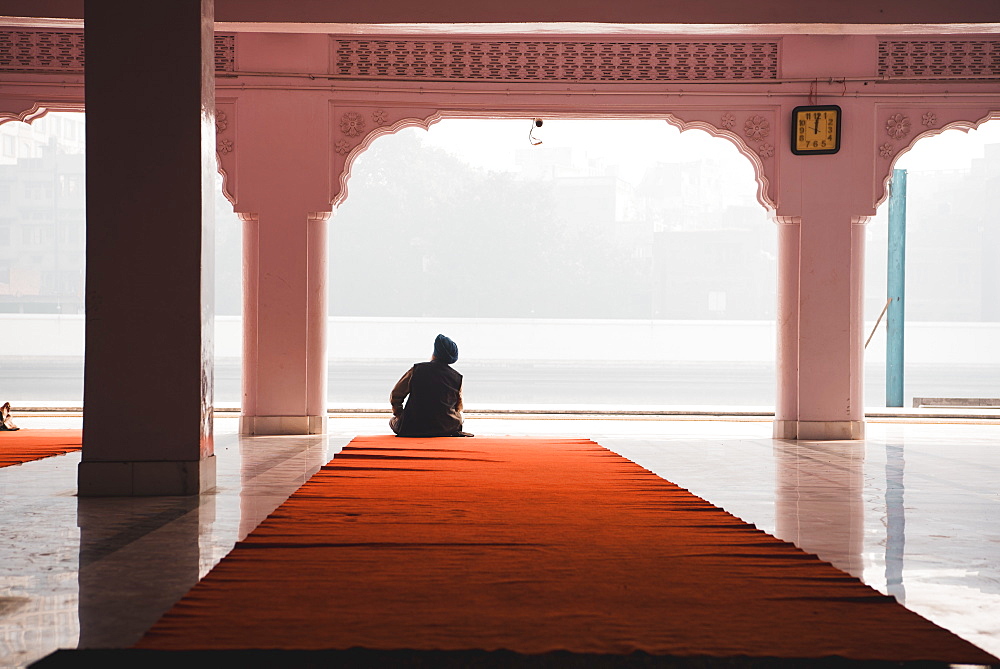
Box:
[78,455,216,497]
[773,420,865,440]
[240,414,326,435]
[772,420,799,439]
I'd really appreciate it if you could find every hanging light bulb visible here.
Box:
[528,118,543,145]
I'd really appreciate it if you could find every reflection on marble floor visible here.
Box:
[599,422,1000,659]
[0,418,351,667]
[1,415,998,666]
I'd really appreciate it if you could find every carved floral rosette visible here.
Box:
[331,105,445,206]
[665,108,778,210]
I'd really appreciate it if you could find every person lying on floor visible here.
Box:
[390,334,473,437]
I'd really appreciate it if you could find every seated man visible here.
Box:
[390,334,472,437]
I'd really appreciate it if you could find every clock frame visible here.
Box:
[791,105,841,155]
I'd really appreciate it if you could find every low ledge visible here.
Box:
[913,397,1000,408]
[77,456,216,497]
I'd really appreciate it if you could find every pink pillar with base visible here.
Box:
[240,209,329,434]
[788,208,868,440]
[773,130,872,439]
[773,216,800,437]
[229,80,333,435]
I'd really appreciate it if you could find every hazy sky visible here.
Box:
[412,116,1000,180]
[414,118,756,183]
[895,119,1000,170]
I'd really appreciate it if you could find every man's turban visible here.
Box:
[433,334,458,364]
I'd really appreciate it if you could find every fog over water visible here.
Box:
[329,120,775,321]
[1,115,998,406]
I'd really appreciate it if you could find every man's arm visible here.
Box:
[390,367,414,416]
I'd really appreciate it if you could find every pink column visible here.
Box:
[773,216,800,439]
[226,80,333,435]
[850,216,868,429]
[774,206,867,440]
[79,0,216,495]
[769,38,876,439]
[306,212,330,421]
[796,208,866,439]
[239,208,329,434]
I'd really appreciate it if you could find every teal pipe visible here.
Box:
[886,169,907,407]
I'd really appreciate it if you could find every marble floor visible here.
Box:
[1,414,999,667]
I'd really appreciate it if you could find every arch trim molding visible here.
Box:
[330,105,778,211]
[875,107,1000,207]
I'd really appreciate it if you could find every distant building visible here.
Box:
[0,112,85,166]
[906,143,1000,321]
[638,160,776,320]
[866,142,1000,322]
[0,112,245,316]
[0,135,86,313]
[511,146,776,319]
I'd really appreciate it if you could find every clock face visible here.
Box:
[791,105,841,155]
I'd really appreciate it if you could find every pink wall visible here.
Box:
[2,20,999,441]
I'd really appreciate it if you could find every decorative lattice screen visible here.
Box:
[879,40,1000,78]
[332,39,780,82]
[0,30,236,73]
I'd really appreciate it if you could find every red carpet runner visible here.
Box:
[137,436,996,664]
[0,429,81,468]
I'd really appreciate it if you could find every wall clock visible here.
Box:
[791,105,841,155]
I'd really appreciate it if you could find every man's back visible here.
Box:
[394,360,463,437]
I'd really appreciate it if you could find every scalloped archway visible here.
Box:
[330,107,778,212]
[876,111,1000,208]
